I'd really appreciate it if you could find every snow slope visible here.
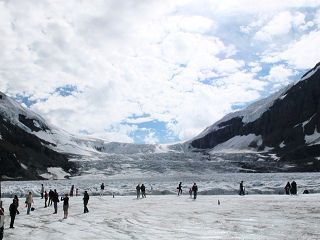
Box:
[1,194,319,240]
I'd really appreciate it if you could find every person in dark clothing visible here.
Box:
[44,191,48,208]
[52,189,59,214]
[141,184,146,198]
[48,189,54,206]
[61,194,69,219]
[284,182,291,195]
[41,184,44,199]
[100,183,105,196]
[192,183,198,199]
[83,191,89,213]
[177,182,182,196]
[0,205,4,240]
[291,181,297,195]
[70,185,74,197]
[189,188,192,197]
[14,195,19,214]
[239,181,245,195]
[9,199,18,228]
[136,184,141,199]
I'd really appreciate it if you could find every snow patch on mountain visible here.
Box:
[194,84,292,141]
[210,134,262,153]
[305,129,320,145]
[40,167,70,180]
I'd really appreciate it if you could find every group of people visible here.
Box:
[177,182,198,199]
[1,184,90,232]
[284,181,298,195]
[136,184,146,198]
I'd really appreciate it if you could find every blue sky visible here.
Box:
[0,0,320,143]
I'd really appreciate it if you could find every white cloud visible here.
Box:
[254,11,306,41]
[0,0,319,143]
[262,30,320,69]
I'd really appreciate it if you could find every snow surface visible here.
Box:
[39,167,70,180]
[305,129,320,145]
[2,172,320,198]
[210,134,262,153]
[1,194,320,240]
[299,64,320,81]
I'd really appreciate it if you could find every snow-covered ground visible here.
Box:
[1,194,320,240]
[2,172,320,198]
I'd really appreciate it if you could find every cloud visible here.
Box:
[254,11,307,41]
[261,30,320,69]
[0,0,319,143]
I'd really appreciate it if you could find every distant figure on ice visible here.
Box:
[239,181,245,195]
[70,185,74,197]
[303,189,309,194]
[83,191,89,213]
[14,195,19,214]
[25,192,33,215]
[52,189,59,214]
[61,194,69,219]
[9,199,17,228]
[290,181,297,195]
[44,191,48,208]
[76,188,79,197]
[141,184,146,198]
[136,184,141,199]
[189,188,192,197]
[177,182,182,196]
[192,183,198,199]
[100,183,105,196]
[48,189,54,206]
[284,182,291,195]
[0,205,4,240]
[41,184,44,199]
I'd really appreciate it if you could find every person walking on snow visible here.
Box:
[141,184,146,198]
[48,189,54,206]
[14,195,19,214]
[52,189,59,214]
[192,183,198,199]
[284,182,291,195]
[177,182,182,196]
[83,191,89,213]
[239,181,245,196]
[61,194,69,219]
[70,185,74,197]
[136,184,141,199]
[100,183,105,196]
[25,192,33,215]
[9,199,18,228]
[291,181,297,195]
[44,191,48,208]
[0,205,4,240]
[40,184,44,199]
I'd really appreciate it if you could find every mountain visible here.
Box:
[0,92,79,180]
[190,62,320,171]
[2,62,320,180]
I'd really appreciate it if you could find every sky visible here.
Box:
[0,0,320,144]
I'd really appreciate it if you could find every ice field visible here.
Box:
[1,194,320,240]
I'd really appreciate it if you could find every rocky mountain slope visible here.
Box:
[190,62,320,171]
[0,92,78,179]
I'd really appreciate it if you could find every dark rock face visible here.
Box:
[0,113,75,180]
[191,63,320,171]
[18,114,49,132]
